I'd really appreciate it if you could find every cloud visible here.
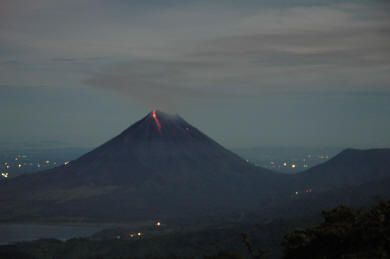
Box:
[82,3,390,109]
[1,0,390,109]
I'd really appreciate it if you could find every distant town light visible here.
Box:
[1,172,8,178]
[291,164,296,168]
[155,221,161,227]
[283,162,287,167]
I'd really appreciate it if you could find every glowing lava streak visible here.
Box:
[152,110,162,131]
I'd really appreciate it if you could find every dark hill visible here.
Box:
[296,148,390,190]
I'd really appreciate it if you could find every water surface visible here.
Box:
[0,223,107,244]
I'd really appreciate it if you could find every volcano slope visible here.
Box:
[0,111,290,222]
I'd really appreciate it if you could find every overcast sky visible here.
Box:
[1,0,390,149]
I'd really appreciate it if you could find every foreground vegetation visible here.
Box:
[282,201,390,259]
[1,201,389,259]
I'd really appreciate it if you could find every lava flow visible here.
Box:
[152,110,162,131]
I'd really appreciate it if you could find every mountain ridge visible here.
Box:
[296,148,390,190]
[0,111,389,222]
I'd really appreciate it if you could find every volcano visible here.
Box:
[0,111,285,222]
[62,110,264,185]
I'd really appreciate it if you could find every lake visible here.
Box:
[0,223,109,244]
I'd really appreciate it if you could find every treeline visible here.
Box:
[282,201,390,259]
[1,201,389,259]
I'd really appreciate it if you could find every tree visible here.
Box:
[282,201,390,259]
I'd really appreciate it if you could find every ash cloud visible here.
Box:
[84,3,390,108]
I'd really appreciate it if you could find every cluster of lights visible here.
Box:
[269,159,309,169]
[294,188,313,196]
[1,172,8,178]
[127,221,162,239]
[129,232,143,238]
[283,162,297,168]
[260,153,332,171]
[4,162,10,169]
[1,155,67,173]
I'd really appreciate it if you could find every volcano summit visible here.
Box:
[0,111,285,222]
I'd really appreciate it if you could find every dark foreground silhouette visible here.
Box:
[1,201,389,259]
